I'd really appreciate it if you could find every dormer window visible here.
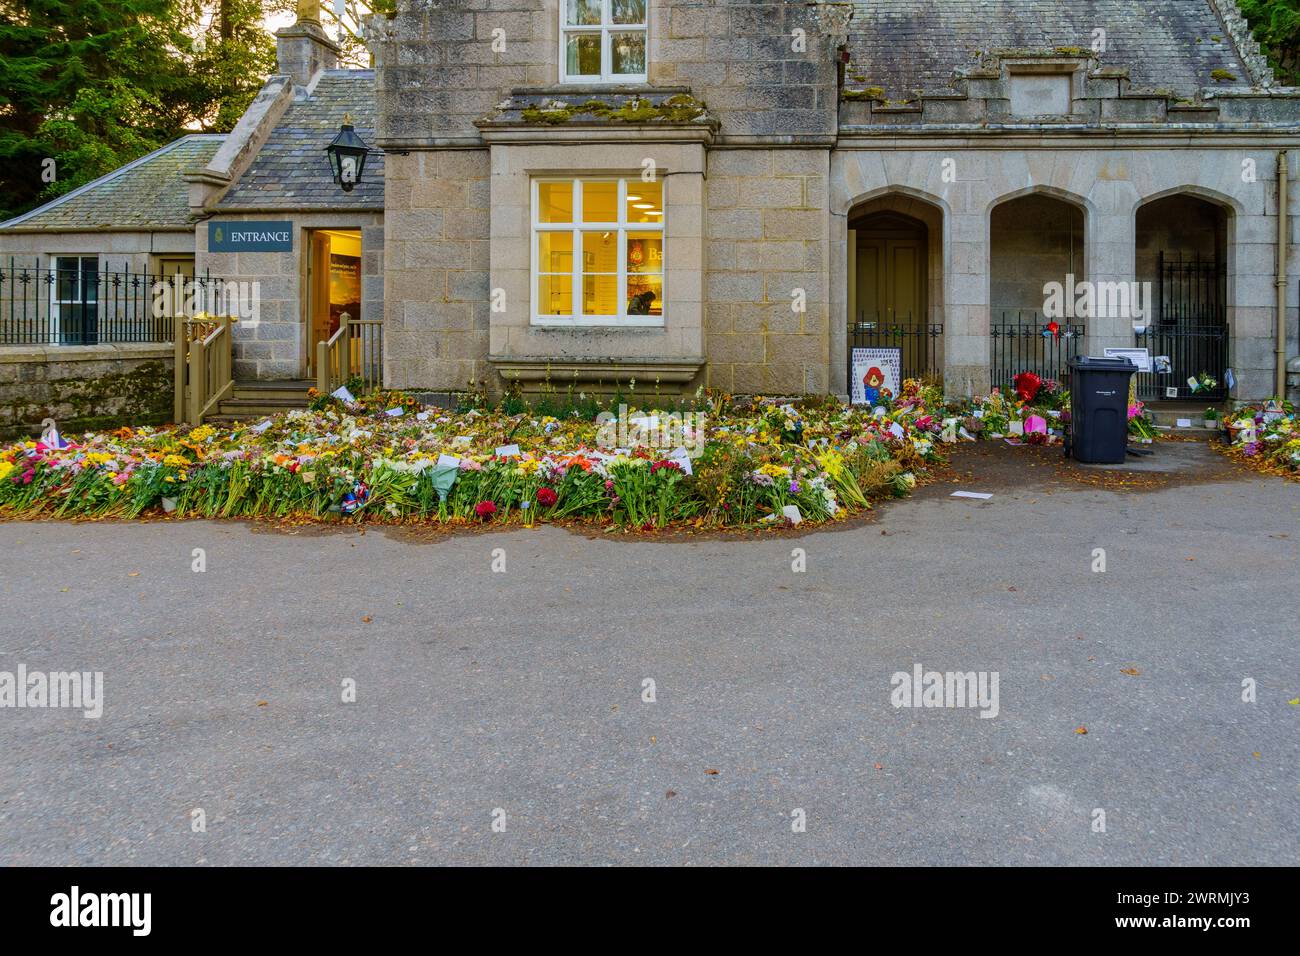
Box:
[561,0,647,83]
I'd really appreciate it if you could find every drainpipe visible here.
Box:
[1277,150,1290,399]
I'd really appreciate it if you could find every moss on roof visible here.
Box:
[0,135,225,232]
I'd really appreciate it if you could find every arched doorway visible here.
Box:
[847,199,944,395]
[989,193,1086,390]
[1134,194,1230,400]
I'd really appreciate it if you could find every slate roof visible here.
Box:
[846,0,1255,98]
[219,69,383,209]
[0,135,224,232]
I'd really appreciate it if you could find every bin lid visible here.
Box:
[1068,355,1137,371]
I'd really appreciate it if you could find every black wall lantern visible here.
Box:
[325,113,370,192]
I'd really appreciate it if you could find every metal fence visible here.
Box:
[1136,253,1228,400]
[848,314,944,384]
[990,312,1085,389]
[0,261,235,346]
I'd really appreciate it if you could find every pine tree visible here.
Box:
[0,0,274,221]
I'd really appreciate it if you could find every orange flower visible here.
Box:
[565,454,594,472]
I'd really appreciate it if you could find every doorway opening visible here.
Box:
[847,202,944,389]
[989,193,1086,388]
[1134,194,1229,400]
[305,228,362,378]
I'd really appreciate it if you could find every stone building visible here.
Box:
[371,0,1300,404]
[2,0,1299,431]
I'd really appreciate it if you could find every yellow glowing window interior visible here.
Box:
[533,178,664,321]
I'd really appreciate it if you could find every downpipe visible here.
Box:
[1278,150,1291,400]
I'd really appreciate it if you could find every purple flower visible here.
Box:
[789,480,800,494]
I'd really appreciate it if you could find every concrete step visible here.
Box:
[230,379,315,404]
[215,397,310,420]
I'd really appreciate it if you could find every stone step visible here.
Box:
[230,379,315,404]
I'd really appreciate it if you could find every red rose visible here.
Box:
[1013,371,1042,403]
[474,501,497,518]
[650,459,681,473]
[536,487,558,507]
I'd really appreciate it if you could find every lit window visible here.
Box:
[532,178,664,325]
[561,0,647,83]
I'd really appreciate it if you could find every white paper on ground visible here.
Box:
[384,406,404,417]
[436,453,460,469]
[888,422,906,440]
[781,505,803,525]
[1008,421,1025,435]
[415,412,429,421]
[252,419,272,433]
[1176,418,1193,428]
[951,491,993,500]
[331,386,356,404]
[495,443,521,457]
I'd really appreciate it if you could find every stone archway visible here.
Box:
[1134,192,1233,401]
[842,191,947,395]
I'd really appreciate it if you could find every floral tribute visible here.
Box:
[0,373,1128,530]
[1217,400,1299,478]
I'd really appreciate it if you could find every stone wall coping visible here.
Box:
[837,125,1300,144]
[490,356,705,384]
[0,343,173,365]
[478,126,716,146]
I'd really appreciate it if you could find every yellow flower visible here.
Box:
[0,461,13,481]
[162,454,190,467]
[85,452,115,466]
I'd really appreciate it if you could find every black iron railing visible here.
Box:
[0,261,234,346]
[990,312,1085,389]
[1136,253,1228,400]
[848,314,944,384]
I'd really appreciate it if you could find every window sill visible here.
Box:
[532,316,665,329]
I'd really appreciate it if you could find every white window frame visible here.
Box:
[48,255,99,345]
[559,0,648,84]
[531,177,665,328]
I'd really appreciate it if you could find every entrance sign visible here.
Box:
[1103,347,1151,373]
[850,347,902,405]
[208,220,294,253]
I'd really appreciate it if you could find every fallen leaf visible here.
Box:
[1288,698,1299,706]
[665,789,677,798]
[874,762,883,770]
[361,616,372,623]
[256,701,268,707]
[127,571,140,577]
[1074,726,1088,735]
[704,768,719,775]
[1120,667,1140,676]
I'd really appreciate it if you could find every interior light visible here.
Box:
[633,203,655,210]
[626,194,642,202]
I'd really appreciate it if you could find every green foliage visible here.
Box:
[0,0,275,220]
[1240,0,1300,84]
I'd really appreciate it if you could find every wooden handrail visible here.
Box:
[315,313,383,397]
[176,315,233,424]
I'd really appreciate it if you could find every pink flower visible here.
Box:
[474,500,497,518]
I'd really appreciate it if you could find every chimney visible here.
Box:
[276,0,340,89]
